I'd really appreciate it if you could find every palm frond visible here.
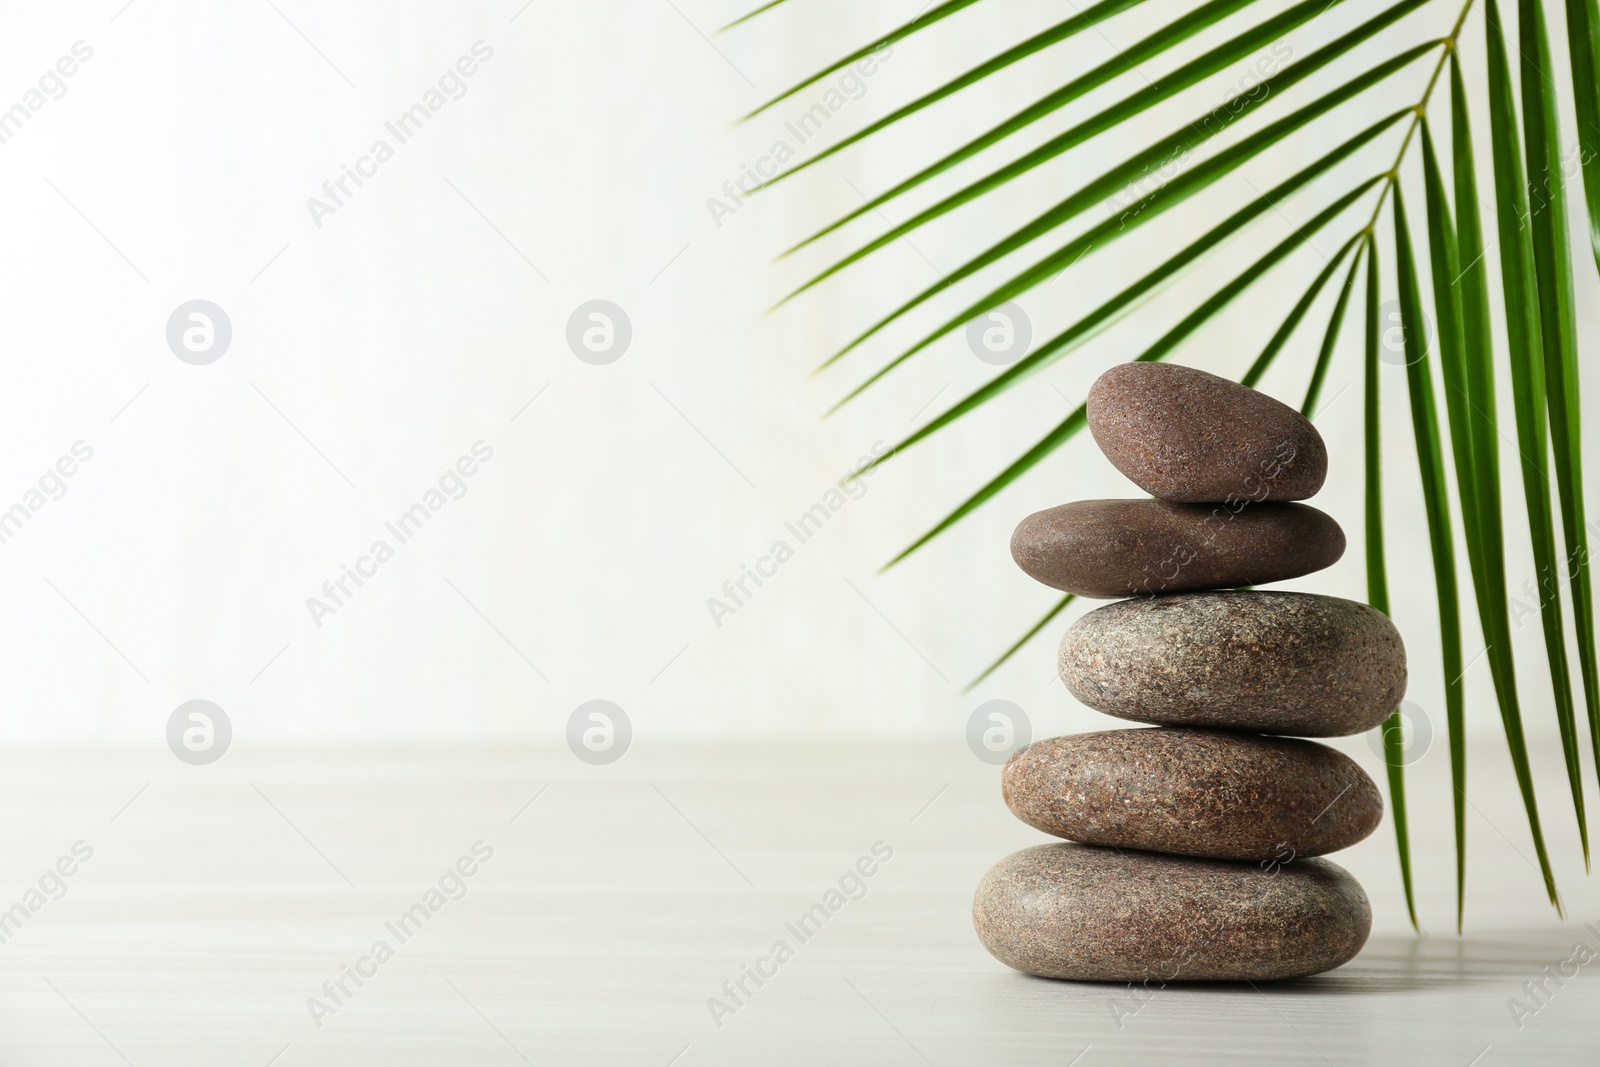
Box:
[1392,183,1461,933]
[1361,233,1417,929]
[1485,0,1587,873]
[730,0,1600,918]
[785,6,1435,327]
[777,0,1316,260]
[1522,0,1600,839]
[822,47,1433,398]
[1241,234,1364,392]
[1297,239,1365,418]
[1419,118,1474,930]
[738,0,985,116]
[1446,46,1560,912]
[765,0,1156,190]
[719,0,788,34]
[852,120,1402,451]
[1563,0,1600,273]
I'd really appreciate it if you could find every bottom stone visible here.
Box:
[973,843,1370,982]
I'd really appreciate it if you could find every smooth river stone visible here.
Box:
[1002,729,1383,860]
[973,843,1371,982]
[1010,499,1344,598]
[1059,591,1406,736]
[1087,362,1328,503]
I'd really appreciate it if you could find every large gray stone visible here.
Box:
[1059,591,1405,736]
[973,843,1371,982]
[1002,729,1383,860]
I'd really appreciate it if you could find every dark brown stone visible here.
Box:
[1087,362,1327,503]
[1010,498,1345,598]
[1002,729,1383,861]
[1059,591,1405,736]
[973,843,1371,982]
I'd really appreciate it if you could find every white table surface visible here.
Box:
[1,736,1597,1066]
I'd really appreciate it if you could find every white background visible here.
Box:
[4,6,1600,1052]
[0,0,1595,756]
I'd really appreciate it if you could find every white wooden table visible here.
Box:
[0,737,1595,1065]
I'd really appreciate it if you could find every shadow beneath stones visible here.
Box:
[1202,927,1587,994]
[1347,927,1594,979]
[1010,926,1588,995]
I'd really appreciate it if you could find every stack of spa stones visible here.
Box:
[972,362,1405,983]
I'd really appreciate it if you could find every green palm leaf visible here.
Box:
[737,0,986,116]
[1362,235,1416,929]
[1446,50,1561,911]
[821,48,1433,396]
[1522,0,1600,823]
[1241,234,1364,392]
[1392,183,1462,933]
[1297,239,1366,418]
[1485,0,1587,867]
[775,0,1311,258]
[762,0,1155,190]
[786,8,1434,326]
[730,0,1600,917]
[1564,0,1600,273]
[719,0,788,33]
[853,121,1401,452]
[1419,119,1475,929]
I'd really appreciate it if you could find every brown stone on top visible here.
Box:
[1087,362,1328,503]
[1001,728,1383,861]
[973,843,1371,982]
[1009,498,1344,598]
[1059,591,1405,736]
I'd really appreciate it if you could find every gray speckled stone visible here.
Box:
[973,843,1370,982]
[1087,362,1327,503]
[1059,591,1406,736]
[1010,499,1345,598]
[1002,729,1382,861]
